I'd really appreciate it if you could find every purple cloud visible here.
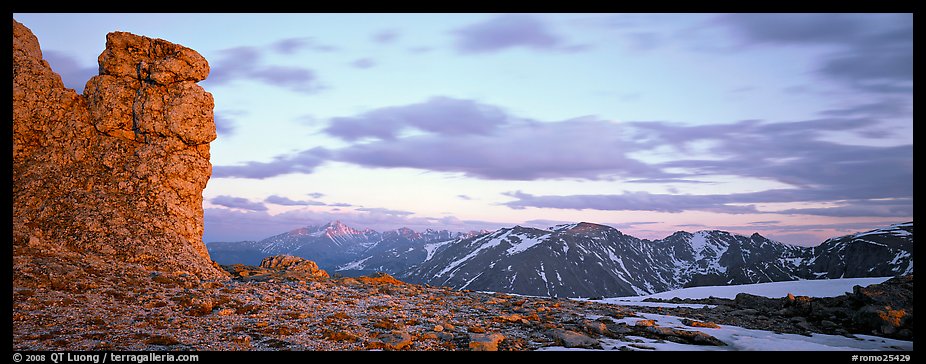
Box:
[372,29,400,43]
[203,207,506,243]
[452,14,566,53]
[251,65,321,93]
[213,110,247,137]
[457,195,473,201]
[307,192,325,199]
[776,198,913,218]
[355,207,414,216]
[265,195,326,206]
[719,13,912,94]
[270,37,338,54]
[819,98,910,119]
[350,58,376,69]
[331,117,671,181]
[408,46,433,54]
[504,191,759,214]
[43,50,97,93]
[212,148,328,179]
[325,97,511,141]
[210,195,267,211]
[204,46,322,94]
[214,95,910,219]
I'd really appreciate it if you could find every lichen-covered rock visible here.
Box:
[12,19,225,280]
[468,332,505,351]
[259,255,330,280]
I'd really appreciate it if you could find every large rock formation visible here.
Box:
[12,19,226,279]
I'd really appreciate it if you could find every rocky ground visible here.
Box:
[12,244,914,351]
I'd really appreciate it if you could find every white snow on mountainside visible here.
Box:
[597,277,894,303]
[539,312,912,351]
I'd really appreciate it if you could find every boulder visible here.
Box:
[548,329,600,349]
[468,333,505,351]
[13,19,224,280]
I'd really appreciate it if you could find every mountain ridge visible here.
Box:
[207,220,913,298]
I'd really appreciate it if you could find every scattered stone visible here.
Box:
[680,318,720,329]
[468,326,486,333]
[468,333,505,351]
[230,335,251,350]
[370,330,413,350]
[549,329,600,349]
[145,335,180,346]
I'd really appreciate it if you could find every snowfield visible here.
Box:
[539,312,912,351]
[598,277,894,303]
[549,277,912,351]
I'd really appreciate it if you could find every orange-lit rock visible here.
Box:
[12,19,224,280]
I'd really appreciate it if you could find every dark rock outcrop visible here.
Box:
[13,19,225,279]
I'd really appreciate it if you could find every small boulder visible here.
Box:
[549,329,600,349]
[469,333,505,351]
[370,330,412,350]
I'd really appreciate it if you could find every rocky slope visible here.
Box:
[13,19,224,279]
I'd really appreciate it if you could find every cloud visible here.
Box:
[213,96,910,219]
[205,46,322,94]
[497,115,910,216]
[452,14,582,54]
[324,96,511,141]
[457,195,473,201]
[321,99,672,180]
[372,29,400,44]
[212,147,328,179]
[350,58,376,69]
[504,190,759,215]
[213,114,236,137]
[747,220,781,225]
[306,192,325,199]
[203,207,507,242]
[213,110,247,137]
[776,198,913,218]
[408,46,433,54]
[43,50,97,93]
[271,37,339,54]
[819,98,910,119]
[331,117,673,180]
[210,195,267,211]
[355,207,414,216]
[265,195,326,206]
[719,13,912,94]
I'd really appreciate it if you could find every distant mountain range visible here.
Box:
[207,221,913,298]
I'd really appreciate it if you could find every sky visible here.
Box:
[13,13,913,246]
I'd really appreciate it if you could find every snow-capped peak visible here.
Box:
[313,220,363,237]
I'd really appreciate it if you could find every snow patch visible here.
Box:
[602,277,894,301]
[423,239,455,262]
[337,256,372,271]
[437,230,511,277]
[506,233,551,255]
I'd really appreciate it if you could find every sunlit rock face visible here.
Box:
[13,19,225,279]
